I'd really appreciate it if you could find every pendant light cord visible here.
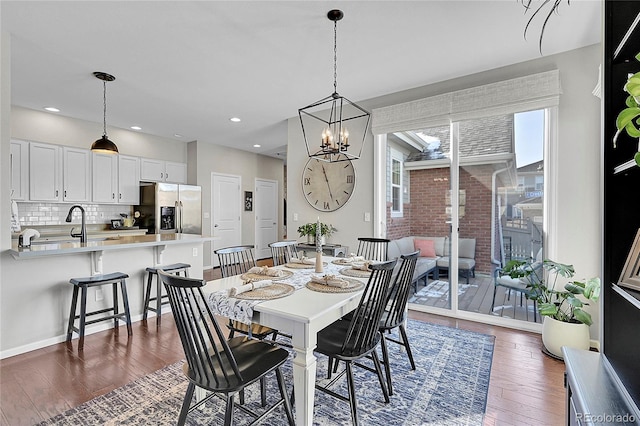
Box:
[333,19,338,94]
[102,81,108,137]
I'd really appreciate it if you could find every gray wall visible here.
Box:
[192,140,285,267]
[11,106,187,161]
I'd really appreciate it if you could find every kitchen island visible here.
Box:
[2,233,215,358]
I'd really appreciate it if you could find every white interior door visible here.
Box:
[255,178,278,260]
[212,173,242,267]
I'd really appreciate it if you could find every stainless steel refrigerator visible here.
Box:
[136,183,202,234]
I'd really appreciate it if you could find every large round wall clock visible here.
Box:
[302,155,356,212]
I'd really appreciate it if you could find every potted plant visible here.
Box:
[297,222,336,245]
[504,258,601,359]
[613,52,640,166]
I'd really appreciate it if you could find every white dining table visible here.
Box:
[201,258,368,426]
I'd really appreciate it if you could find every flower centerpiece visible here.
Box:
[297,222,336,245]
[504,258,601,358]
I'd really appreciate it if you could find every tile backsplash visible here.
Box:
[17,203,133,226]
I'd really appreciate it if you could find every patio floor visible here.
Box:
[408,272,541,323]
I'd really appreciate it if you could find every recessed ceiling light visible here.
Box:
[130,126,142,130]
[44,107,60,112]
[253,144,261,148]
[230,117,241,123]
[174,133,183,138]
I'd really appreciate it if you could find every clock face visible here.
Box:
[302,155,356,212]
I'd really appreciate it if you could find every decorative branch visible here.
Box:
[521,0,568,54]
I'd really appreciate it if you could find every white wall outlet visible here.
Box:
[293,213,298,221]
[192,247,198,257]
[95,288,104,301]
[364,212,371,222]
[203,212,210,219]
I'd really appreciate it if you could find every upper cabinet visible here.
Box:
[29,142,62,202]
[62,147,91,202]
[140,158,186,183]
[17,140,177,205]
[10,140,29,201]
[165,161,187,183]
[118,155,140,204]
[92,152,118,203]
[92,153,140,204]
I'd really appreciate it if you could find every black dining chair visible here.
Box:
[315,259,397,426]
[157,270,294,426]
[215,245,259,278]
[378,251,419,395]
[268,241,298,266]
[214,245,279,341]
[356,237,390,262]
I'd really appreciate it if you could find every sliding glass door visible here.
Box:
[395,109,546,326]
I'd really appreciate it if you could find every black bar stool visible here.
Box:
[143,263,191,325]
[66,272,132,350]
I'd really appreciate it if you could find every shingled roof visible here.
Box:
[405,114,514,162]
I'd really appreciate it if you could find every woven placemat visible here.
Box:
[235,283,295,300]
[339,267,371,278]
[240,270,294,281]
[284,262,328,269]
[332,259,353,266]
[306,277,365,293]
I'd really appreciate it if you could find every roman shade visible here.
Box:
[371,69,561,135]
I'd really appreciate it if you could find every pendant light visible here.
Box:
[90,71,119,154]
[298,9,371,163]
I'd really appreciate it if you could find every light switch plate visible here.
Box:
[192,247,198,257]
[364,212,371,222]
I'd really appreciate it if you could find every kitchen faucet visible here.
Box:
[65,205,87,243]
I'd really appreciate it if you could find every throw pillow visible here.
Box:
[414,239,436,257]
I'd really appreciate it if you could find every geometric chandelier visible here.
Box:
[298,9,370,163]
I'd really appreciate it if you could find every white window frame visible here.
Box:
[371,70,560,334]
[390,148,404,217]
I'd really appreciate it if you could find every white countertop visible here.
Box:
[9,233,216,259]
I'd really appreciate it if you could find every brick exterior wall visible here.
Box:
[401,165,496,274]
[386,202,411,240]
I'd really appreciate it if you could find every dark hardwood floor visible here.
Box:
[0,268,566,425]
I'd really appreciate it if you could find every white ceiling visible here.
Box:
[1,1,601,158]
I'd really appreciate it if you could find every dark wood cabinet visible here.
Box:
[564,348,639,425]
[599,0,640,419]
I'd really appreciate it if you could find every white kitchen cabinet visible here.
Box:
[140,158,186,183]
[10,140,29,200]
[63,147,91,202]
[164,161,187,183]
[29,142,62,202]
[93,153,140,204]
[118,155,140,204]
[92,152,118,203]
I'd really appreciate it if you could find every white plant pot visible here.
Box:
[306,235,326,245]
[541,316,590,359]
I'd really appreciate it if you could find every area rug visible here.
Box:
[39,320,494,425]
[409,280,474,304]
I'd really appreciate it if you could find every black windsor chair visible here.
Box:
[158,271,294,426]
[378,251,419,395]
[315,259,397,426]
[355,237,390,262]
[268,241,299,266]
[214,245,280,341]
